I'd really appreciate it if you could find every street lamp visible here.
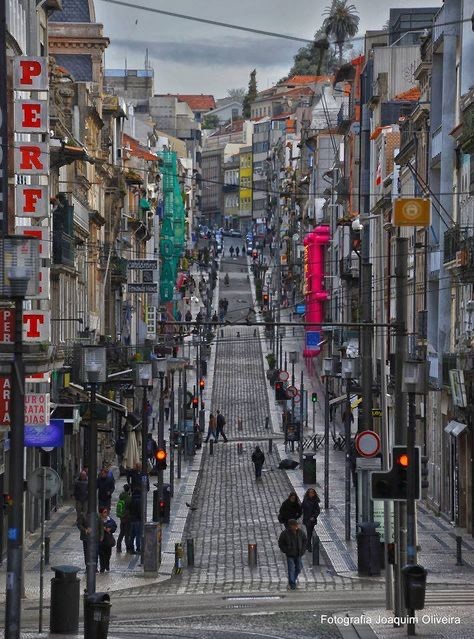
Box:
[322,356,337,510]
[288,351,299,454]
[135,362,152,565]
[342,356,360,541]
[81,345,107,595]
[1,237,39,639]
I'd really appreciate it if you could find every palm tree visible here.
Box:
[323,0,360,65]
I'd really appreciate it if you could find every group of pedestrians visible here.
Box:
[204,410,228,443]
[277,489,321,589]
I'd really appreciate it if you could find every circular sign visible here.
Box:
[355,431,381,458]
[27,467,61,499]
[286,386,298,399]
[278,370,290,382]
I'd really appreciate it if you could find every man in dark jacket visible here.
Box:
[278,492,302,527]
[97,467,115,510]
[128,489,142,554]
[278,519,307,590]
[77,511,103,569]
[215,410,228,443]
[251,446,265,480]
[116,484,132,553]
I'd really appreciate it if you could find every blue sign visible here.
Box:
[295,304,306,315]
[25,419,64,448]
[305,331,321,349]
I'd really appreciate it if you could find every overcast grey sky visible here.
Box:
[95,0,441,98]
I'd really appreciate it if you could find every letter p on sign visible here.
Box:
[13,57,48,91]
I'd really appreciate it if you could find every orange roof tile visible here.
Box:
[393,87,421,102]
[123,133,158,162]
[285,75,332,85]
[176,94,216,111]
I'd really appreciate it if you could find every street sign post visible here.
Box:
[355,430,381,458]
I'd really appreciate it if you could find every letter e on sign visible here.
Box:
[13,57,48,91]
[14,100,48,134]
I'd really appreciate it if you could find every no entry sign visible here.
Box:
[355,430,381,458]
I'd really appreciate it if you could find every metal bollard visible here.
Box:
[265,416,269,429]
[209,439,214,456]
[268,438,273,453]
[45,536,50,565]
[237,442,243,455]
[248,543,257,568]
[312,533,320,566]
[237,331,240,338]
[174,543,184,574]
[187,538,195,567]
[456,536,463,566]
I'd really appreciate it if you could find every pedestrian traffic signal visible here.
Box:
[155,447,167,471]
[192,396,199,408]
[275,381,287,401]
[311,392,318,403]
[199,379,205,391]
[371,446,420,501]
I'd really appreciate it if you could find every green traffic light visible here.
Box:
[311,393,318,403]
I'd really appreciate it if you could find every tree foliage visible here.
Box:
[202,113,220,130]
[323,0,359,64]
[242,70,257,119]
[227,87,245,103]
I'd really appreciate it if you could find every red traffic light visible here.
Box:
[192,396,199,407]
[397,453,409,467]
[159,500,165,508]
[199,379,205,390]
[263,293,269,302]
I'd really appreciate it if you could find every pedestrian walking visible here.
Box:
[215,409,228,443]
[236,246,240,257]
[212,311,219,327]
[163,391,171,421]
[278,519,307,590]
[98,508,117,572]
[302,488,321,550]
[195,311,203,325]
[116,484,132,553]
[97,467,115,511]
[115,434,126,467]
[204,412,217,443]
[146,433,158,469]
[229,246,235,258]
[77,511,102,570]
[185,309,192,330]
[223,298,229,315]
[251,446,265,480]
[278,492,302,527]
[128,489,142,554]
[73,470,88,522]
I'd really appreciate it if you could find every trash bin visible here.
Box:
[84,592,111,639]
[302,453,316,484]
[50,565,81,634]
[357,522,381,576]
[402,564,427,610]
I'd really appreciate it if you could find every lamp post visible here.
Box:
[342,356,359,541]
[81,345,107,595]
[322,357,336,510]
[288,351,299,455]
[1,237,39,639]
[136,362,152,565]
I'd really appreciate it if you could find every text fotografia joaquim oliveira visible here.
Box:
[319,614,462,627]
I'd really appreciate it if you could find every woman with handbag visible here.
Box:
[98,507,117,573]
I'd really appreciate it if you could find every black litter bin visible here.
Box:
[50,565,81,634]
[402,564,427,610]
[357,522,381,576]
[303,453,316,484]
[84,592,111,639]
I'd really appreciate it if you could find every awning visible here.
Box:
[69,382,128,415]
[351,397,362,410]
[444,420,467,438]
[329,394,359,407]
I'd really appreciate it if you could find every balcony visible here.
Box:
[223,183,239,193]
[111,256,128,283]
[337,100,351,133]
[459,237,474,283]
[443,226,462,264]
[339,254,359,280]
[53,231,75,268]
[336,177,350,204]
[459,100,474,155]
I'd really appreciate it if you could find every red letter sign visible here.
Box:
[13,57,48,91]
[16,185,48,218]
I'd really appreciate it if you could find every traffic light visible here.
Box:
[311,392,318,403]
[275,381,287,401]
[155,447,167,471]
[192,396,199,408]
[421,455,429,489]
[2,493,12,511]
[199,378,205,391]
[371,446,420,501]
[262,293,269,305]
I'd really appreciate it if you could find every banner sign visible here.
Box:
[25,419,64,448]
[127,259,158,270]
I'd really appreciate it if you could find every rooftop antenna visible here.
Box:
[145,48,149,70]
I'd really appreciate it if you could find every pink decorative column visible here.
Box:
[303,225,331,357]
